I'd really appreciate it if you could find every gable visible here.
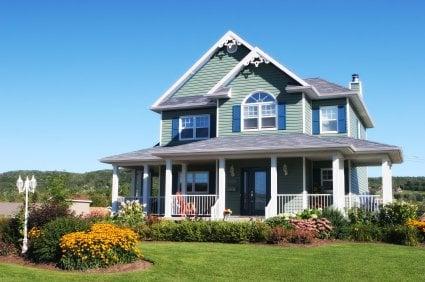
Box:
[172,45,250,98]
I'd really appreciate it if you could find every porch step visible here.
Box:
[226,216,265,222]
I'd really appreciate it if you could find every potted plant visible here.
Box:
[223,208,232,220]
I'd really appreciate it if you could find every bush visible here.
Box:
[378,202,418,226]
[0,215,23,248]
[28,202,71,229]
[59,223,142,270]
[264,215,293,228]
[27,217,90,263]
[382,225,420,246]
[289,219,333,239]
[349,223,383,242]
[348,208,378,225]
[322,208,350,239]
[267,227,315,244]
[113,200,145,229]
[298,209,322,219]
[0,240,16,256]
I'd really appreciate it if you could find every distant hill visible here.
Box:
[369,176,425,192]
[0,170,131,206]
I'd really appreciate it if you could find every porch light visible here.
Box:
[16,175,37,254]
[282,164,288,176]
[229,164,235,177]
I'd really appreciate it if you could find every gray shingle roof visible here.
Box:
[304,78,354,96]
[101,134,402,164]
[153,95,216,111]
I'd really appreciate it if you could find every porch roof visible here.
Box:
[100,134,403,165]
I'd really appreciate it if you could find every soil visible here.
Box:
[0,254,153,273]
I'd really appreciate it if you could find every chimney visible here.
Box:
[349,73,363,98]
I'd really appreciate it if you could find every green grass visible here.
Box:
[1,242,424,281]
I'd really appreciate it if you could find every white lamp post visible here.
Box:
[16,175,37,254]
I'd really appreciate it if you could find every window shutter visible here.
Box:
[171,118,179,141]
[277,102,286,130]
[210,114,216,138]
[312,107,320,135]
[232,105,241,132]
[338,105,347,133]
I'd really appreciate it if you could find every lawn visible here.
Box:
[1,242,424,281]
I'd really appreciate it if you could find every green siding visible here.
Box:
[161,108,216,146]
[305,97,312,134]
[277,158,303,194]
[349,101,366,139]
[311,98,348,137]
[172,46,250,98]
[218,63,302,136]
[351,166,368,194]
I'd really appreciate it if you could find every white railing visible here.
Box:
[308,194,333,210]
[345,194,382,212]
[171,194,218,217]
[277,194,303,214]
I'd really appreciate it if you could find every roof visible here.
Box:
[304,78,353,96]
[152,95,216,111]
[100,134,403,165]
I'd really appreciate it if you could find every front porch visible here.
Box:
[111,153,393,219]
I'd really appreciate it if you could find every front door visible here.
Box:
[241,169,268,216]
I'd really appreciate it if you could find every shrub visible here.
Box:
[0,215,23,248]
[407,219,425,234]
[349,223,382,242]
[267,227,315,244]
[297,209,322,219]
[382,225,420,246]
[378,202,417,226]
[59,223,142,270]
[0,240,16,256]
[264,215,293,228]
[150,220,179,241]
[27,217,90,263]
[28,202,71,229]
[322,208,350,239]
[348,208,378,225]
[113,200,145,229]
[289,218,333,239]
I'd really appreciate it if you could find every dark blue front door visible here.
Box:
[241,169,268,216]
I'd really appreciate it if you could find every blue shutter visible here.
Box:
[210,114,216,138]
[277,102,286,130]
[338,105,347,133]
[171,118,179,141]
[232,105,241,132]
[312,107,320,135]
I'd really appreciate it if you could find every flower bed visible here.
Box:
[59,223,142,270]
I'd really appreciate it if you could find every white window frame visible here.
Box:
[179,114,210,141]
[179,171,209,194]
[321,168,333,186]
[320,106,338,134]
[357,120,362,139]
[241,91,277,131]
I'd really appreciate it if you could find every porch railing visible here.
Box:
[171,194,218,217]
[121,196,165,215]
[308,194,333,210]
[345,194,382,212]
[277,194,304,214]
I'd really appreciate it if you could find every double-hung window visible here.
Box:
[242,92,276,130]
[179,171,209,193]
[321,168,333,186]
[180,115,210,140]
[320,106,338,133]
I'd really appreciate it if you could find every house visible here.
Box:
[101,31,402,219]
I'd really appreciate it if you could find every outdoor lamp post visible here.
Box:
[16,175,37,254]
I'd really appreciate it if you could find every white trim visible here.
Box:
[346,98,351,137]
[208,47,308,96]
[241,91,277,131]
[319,106,338,134]
[164,159,173,217]
[357,120,362,139]
[159,112,163,146]
[320,168,333,186]
[179,114,210,141]
[302,94,306,134]
[216,100,219,137]
[151,31,255,109]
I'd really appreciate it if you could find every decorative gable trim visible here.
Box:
[207,47,308,96]
[151,31,254,110]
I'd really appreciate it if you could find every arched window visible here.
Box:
[242,91,277,130]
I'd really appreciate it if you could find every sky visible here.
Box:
[0,0,424,176]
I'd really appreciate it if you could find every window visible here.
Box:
[179,115,210,140]
[320,106,338,133]
[242,92,276,130]
[321,168,333,186]
[179,171,209,193]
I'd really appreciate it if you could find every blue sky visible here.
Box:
[0,0,424,176]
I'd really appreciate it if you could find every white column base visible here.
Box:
[382,158,393,204]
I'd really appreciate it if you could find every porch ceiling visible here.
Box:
[100,134,403,166]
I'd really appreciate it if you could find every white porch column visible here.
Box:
[164,159,173,218]
[332,154,345,210]
[302,157,308,209]
[142,164,150,206]
[181,163,187,194]
[269,156,278,217]
[111,165,119,214]
[382,157,393,204]
[218,158,226,219]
